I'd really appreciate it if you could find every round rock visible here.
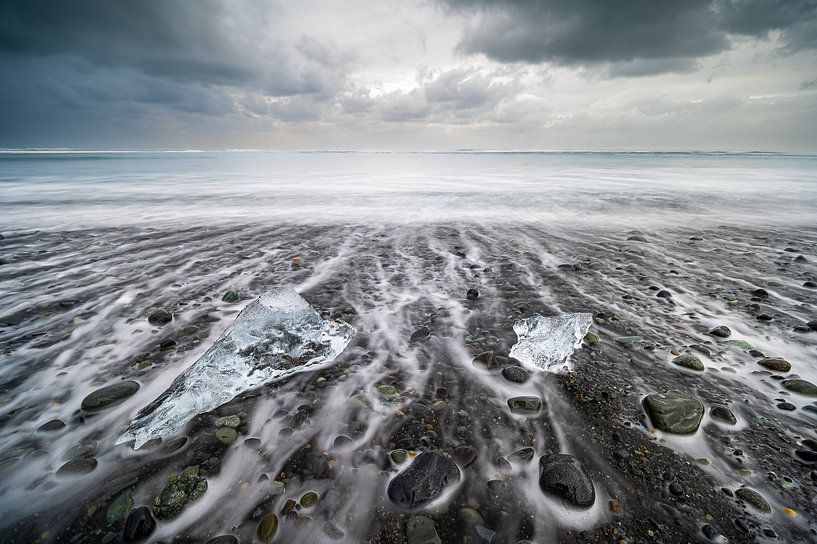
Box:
[783,379,817,397]
[758,357,791,372]
[123,506,156,543]
[147,309,172,326]
[643,391,704,434]
[672,354,704,371]
[501,365,529,383]
[538,454,595,507]
[81,381,140,411]
[708,325,731,338]
[387,451,460,508]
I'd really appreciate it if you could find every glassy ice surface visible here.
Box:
[118,285,357,448]
[509,313,593,372]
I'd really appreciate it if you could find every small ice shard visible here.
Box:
[508,313,592,372]
[118,285,356,448]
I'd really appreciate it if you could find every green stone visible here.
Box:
[782,379,817,397]
[347,394,368,408]
[735,488,771,512]
[583,331,599,346]
[390,449,408,464]
[376,385,398,397]
[672,354,704,371]
[615,336,642,345]
[154,472,207,519]
[81,381,140,411]
[300,491,318,508]
[270,481,286,496]
[256,513,279,542]
[724,339,752,350]
[222,290,239,303]
[215,427,238,444]
[322,521,344,540]
[407,515,441,544]
[643,391,704,434]
[106,492,133,525]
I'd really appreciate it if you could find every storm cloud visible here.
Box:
[0,0,815,150]
[440,0,817,74]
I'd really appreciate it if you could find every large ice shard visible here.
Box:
[118,285,356,448]
[508,313,592,372]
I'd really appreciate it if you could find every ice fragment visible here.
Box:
[509,313,592,371]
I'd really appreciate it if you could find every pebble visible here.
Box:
[708,325,731,338]
[122,507,155,543]
[147,309,172,326]
[410,327,431,342]
[777,402,796,411]
[407,515,442,544]
[37,419,65,432]
[215,427,238,444]
[387,451,460,508]
[710,406,737,425]
[256,513,278,542]
[501,365,529,383]
[81,381,140,411]
[507,396,542,414]
[466,288,479,301]
[538,454,595,507]
[300,491,319,507]
[204,537,238,544]
[154,472,207,519]
[782,379,817,397]
[735,487,771,512]
[57,457,98,476]
[472,351,500,369]
[453,445,478,468]
[643,391,704,434]
[508,447,536,463]
[222,290,239,303]
[322,522,344,540]
[758,357,791,372]
[672,354,704,371]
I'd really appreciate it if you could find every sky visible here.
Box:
[1,0,816,151]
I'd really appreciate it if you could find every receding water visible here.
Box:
[1,151,816,543]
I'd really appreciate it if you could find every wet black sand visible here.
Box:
[1,224,817,543]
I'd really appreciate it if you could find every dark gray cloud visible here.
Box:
[439,0,817,74]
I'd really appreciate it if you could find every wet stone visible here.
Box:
[215,414,240,428]
[256,513,278,542]
[81,381,140,411]
[453,445,478,468]
[708,325,731,338]
[472,351,500,369]
[333,434,353,448]
[466,288,479,301]
[300,491,319,507]
[387,451,461,508]
[222,290,239,303]
[538,454,595,507]
[37,419,65,432]
[391,449,408,464]
[122,507,155,543]
[507,396,542,414]
[204,537,238,544]
[758,357,791,372]
[147,309,172,326]
[795,449,817,463]
[751,288,769,299]
[501,365,529,383]
[783,379,817,397]
[106,491,134,524]
[583,331,599,346]
[778,402,796,411]
[154,472,207,519]
[509,447,536,463]
[215,427,238,444]
[643,391,704,434]
[410,327,431,342]
[735,487,771,512]
[407,515,442,544]
[710,405,737,425]
[322,521,344,540]
[672,354,704,371]
[57,457,98,476]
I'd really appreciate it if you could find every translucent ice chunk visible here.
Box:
[118,285,356,448]
[508,313,592,372]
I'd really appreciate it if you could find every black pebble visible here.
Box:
[123,506,156,543]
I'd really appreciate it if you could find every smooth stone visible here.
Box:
[322,522,344,540]
[81,381,140,411]
[37,419,65,432]
[508,447,536,463]
[122,507,155,543]
[672,354,704,371]
[466,288,479,301]
[333,435,353,448]
[757,313,773,321]
[501,365,529,383]
[809,320,817,331]
[387,451,461,508]
[472,351,500,369]
[758,357,791,372]
[215,427,238,444]
[300,491,319,508]
[615,336,642,345]
[453,445,478,468]
[154,472,207,519]
[538,454,595,507]
[778,402,796,411]
[795,449,817,463]
[656,289,672,299]
[106,491,134,524]
[751,288,769,298]
[391,449,408,464]
[708,325,731,338]
[735,488,771,512]
[215,415,240,428]
[507,396,542,414]
[783,379,817,397]
[377,384,398,397]
[643,391,704,434]
[724,339,752,350]
[57,457,98,476]
[204,537,238,544]
[410,327,431,342]
[222,290,239,303]
[407,515,442,544]
[583,331,599,346]
[256,513,278,542]
[710,406,737,425]
[147,309,172,326]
